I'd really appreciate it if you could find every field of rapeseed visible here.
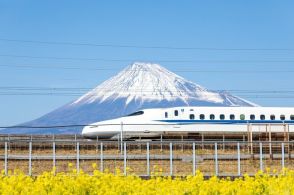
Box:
[0,166,293,194]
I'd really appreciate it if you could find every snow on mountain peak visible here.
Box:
[72,62,257,107]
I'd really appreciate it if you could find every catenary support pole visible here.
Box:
[282,142,285,169]
[260,142,263,171]
[170,142,173,176]
[100,142,103,172]
[29,141,32,176]
[4,142,7,176]
[53,141,56,174]
[8,135,10,151]
[222,134,225,151]
[74,134,77,151]
[124,142,127,176]
[192,142,196,175]
[201,134,204,150]
[237,142,241,176]
[250,124,253,155]
[147,142,150,176]
[160,134,163,152]
[76,142,80,174]
[215,143,218,176]
[120,122,123,154]
[181,135,184,152]
[269,124,272,156]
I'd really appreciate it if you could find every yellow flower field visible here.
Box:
[0,167,294,194]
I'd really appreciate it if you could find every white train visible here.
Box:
[81,107,294,139]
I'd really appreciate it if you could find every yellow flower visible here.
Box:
[92,163,97,170]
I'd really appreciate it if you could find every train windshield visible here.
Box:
[126,111,144,117]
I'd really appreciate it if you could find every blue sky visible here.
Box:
[0,0,294,126]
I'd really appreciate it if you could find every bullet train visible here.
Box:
[81,107,294,139]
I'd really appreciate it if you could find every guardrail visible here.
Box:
[0,140,294,177]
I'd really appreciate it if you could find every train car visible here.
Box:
[81,107,294,139]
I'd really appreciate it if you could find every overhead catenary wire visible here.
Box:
[0,86,294,93]
[0,92,293,99]
[1,54,294,64]
[0,86,293,99]
[1,63,294,73]
[0,38,294,51]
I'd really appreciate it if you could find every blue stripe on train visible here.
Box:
[156,120,294,125]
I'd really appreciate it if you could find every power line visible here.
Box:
[0,54,128,62]
[0,92,293,99]
[0,63,294,73]
[0,38,293,51]
[1,54,294,64]
[1,86,294,94]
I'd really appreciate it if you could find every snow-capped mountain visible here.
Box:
[72,62,257,107]
[4,62,258,134]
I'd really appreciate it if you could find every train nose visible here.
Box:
[81,125,91,137]
[81,121,121,139]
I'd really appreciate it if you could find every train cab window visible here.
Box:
[280,115,285,120]
[190,109,194,111]
[174,110,178,116]
[165,112,168,118]
[189,114,195,120]
[200,114,205,120]
[127,111,144,116]
[220,114,225,120]
[210,114,215,120]
[291,115,294,120]
[270,115,275,120]
[260,115,265,120]
[230,114,235,120]
[240,114,245,120]
[181,109,185,112]
[250,114,255,120]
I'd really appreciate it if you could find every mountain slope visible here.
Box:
[3,62,258,134]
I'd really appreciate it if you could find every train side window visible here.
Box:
[165,112,168,118]
[280,115,285,120]
[220,114,225,120]
[200,114,205,120]
[210,114,215,120]
[174,110,178,116]
[240,114,245,120]
[189,114,195,120]
[230,114,235,120]
[270,115,275,120]
[291,115,294,120]
[260,115,265,120]
[250,114,255,120]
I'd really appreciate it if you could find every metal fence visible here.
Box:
[0,140,294,177]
